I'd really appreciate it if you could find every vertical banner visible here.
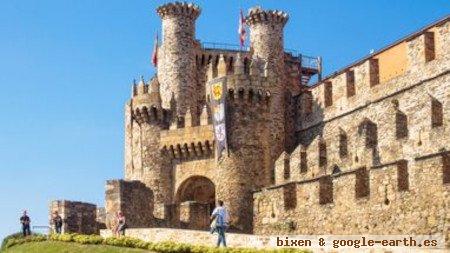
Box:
[209,77,228,159]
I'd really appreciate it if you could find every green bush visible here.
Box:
[103,236,149,249]
[1,233,23,250]
[73,234,104,245]
[2,234,47,250]
[49,232,76,242]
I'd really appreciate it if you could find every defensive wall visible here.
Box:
[255,17,450,245]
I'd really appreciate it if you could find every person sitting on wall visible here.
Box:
[210,200,230,247]
[51,211,63,234]
[115,212,127,237]
[20,210,31,236]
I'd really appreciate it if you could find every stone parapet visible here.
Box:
[254,152,450,245]
[156,2,200,20]
[246,7,289,26]
[160,125,214,159]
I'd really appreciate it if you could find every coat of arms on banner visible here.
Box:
[209,77,228,159]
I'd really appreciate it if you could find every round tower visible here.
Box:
[247,7,289,178]
[212,55,272,233]
[247,7,288,73]
[156,2,201,118]
[124,76,172,220]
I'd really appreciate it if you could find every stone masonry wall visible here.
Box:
[254,154,450,246]
[256,18,450,244]
[105,180,154,229]
[49,200,99,234]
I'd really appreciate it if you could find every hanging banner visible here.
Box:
[209,77,228,159]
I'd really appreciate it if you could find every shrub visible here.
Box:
[49,233,76,242]
[73,234,104,245]
[4,232,311,253]
[2,234,47,250]
[103,236,149,249]
[1,233,24,250]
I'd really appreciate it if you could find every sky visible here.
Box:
[0,0,448,241]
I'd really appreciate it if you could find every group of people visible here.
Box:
[19,210,64,236]
[18,209,126,237]
[18,201,230,248]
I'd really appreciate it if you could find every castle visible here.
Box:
[50,2,450,246]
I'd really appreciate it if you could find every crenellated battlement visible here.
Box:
[131,77,162,107]
[156,2,201,20]
[160,124,215,160]
[132,106,170,126]
[246,7,289,26]
[129,77,171,126]
[299,17,449,131]
[206,54,273,105]
[255,150,450,235]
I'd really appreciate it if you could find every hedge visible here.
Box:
[2,233,310,253]
[1,233,47,251]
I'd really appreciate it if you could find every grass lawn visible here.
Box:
[3,241,154,253]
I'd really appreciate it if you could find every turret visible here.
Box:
[156,2,201,118]
[246,7,289,176]
[124,76,172,220]
[246,7,288,72]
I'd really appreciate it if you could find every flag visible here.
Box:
[210,77,228,160]
[238,9,246,48]
[151,32,158,66]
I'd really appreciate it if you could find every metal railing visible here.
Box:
[201,42,249,52]
[298,54,321,71]
[201,42,322,81]
[32,225,51,235]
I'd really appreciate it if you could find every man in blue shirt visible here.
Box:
[210,200,230,247]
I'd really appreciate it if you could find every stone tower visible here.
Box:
[211,55,272,233]
[156,2,201,118]
[205,7,289,234]
[247,8,289,176]
[124,77,172,220]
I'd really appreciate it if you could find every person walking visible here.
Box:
[115,212,126,237]
[210,200,229,247]
[20,210,31,236]
[52,211,63,234]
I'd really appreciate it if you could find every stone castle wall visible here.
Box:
[49,200,100,234]
[255,18,450,244]
[105,180,155,229]
[254,154,449,246]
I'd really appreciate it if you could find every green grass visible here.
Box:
[2,241,153,253]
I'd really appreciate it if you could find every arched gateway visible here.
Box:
[174,176,216,230]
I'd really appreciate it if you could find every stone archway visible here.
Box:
[176,176,215,204]
[174,176,215,230]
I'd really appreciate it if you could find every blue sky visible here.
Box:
[0,0,448,240]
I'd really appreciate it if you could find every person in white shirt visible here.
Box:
[210,200,229,247]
